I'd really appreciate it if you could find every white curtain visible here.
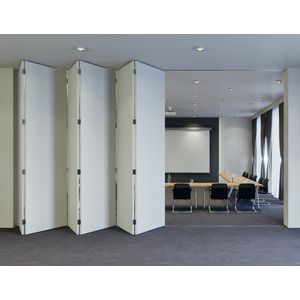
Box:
[271,106,281,198]
[255,116,262,179]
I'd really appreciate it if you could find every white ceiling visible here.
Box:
[166,70,283,117]
[0,34,291,117]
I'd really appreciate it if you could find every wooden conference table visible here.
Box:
[165,172,263,209]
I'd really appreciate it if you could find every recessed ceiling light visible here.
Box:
[75,47,86,52]
[222,99,227,102]
[276,80,282,84]
[193,95,199,98]
[228,88,235,92]
[193,80,200,84]
[194,47,205,53]
[192,103,198,106]
[259,95,265,98]
[192,110,197,113]
[249,102,254,105]
[193,115,197,118]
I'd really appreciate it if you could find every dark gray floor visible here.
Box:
[1,197,298,266]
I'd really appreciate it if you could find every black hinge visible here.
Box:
[133,219,136,225]
[115,167,117,173]
[78,69,81,75]
[66,78,69,84]
[115,78,117,84]
[133,119,136,125]
[22,219,26,225]
[21,119,26,125]
[77,119,81,125]
[132,169,136,175]
[22,69,26,75]
[77,219,81,225]
[77,169,81,175]
[133,68,136,75]
[22,169,26,175]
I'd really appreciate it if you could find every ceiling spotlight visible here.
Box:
[259,95,265,98]
[276,80,282,84]
[193,95,199,98]
[75,47,86,52]
[194,47,205,53]
[228,88,235,92]
[192,103,198,106]
[194,80,200,84]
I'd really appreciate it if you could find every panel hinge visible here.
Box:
[77,219,81,225]
[115,78,117,84]
[132,119,136,125]
[22,219,26,225]
[133,68,136,75]
[115,167,117,173]
[133,219,136,225]
[22,169,26,175]
[77,169,81,175]
[77,119,81,125]
[77,68,81,75]
[66,78,69,84]
[22,68,26,75]
[21,119,26,125]
[132,169,136,175]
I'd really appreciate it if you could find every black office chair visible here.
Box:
[258,178,269,194]
[252,175,257,182]
[242,172,249,178]
[209,183,229,213]
[235,183,257,213]
[172,184,192,213]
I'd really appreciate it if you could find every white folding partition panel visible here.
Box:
[67,61,116,235]
[134,62,165,234]
[116,62,135,234]
[18,61,67,235]
[116,61,165,235]
[67,62,80,234]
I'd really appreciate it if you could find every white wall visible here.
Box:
[219,117,252,175]
[0,68,14,228]
[284,69,300,228]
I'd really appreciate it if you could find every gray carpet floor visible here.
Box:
[1,197,298,266]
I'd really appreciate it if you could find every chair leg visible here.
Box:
[209,198,230,213]
[235,199,258,213]
[172,199,193,214]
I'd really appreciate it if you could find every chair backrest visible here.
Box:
[211,183,228,199]
[242,172,249,178]
[173,184,191,199]
[249,174,254,180]
[252,175,257,182]
[258,177,264,184]
[238,183,256,200]
[262,178,269,192]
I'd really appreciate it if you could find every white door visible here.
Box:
[19,61,67,235]
[134,61,165,234]
[116,62,135,234]
[79,61,116,234]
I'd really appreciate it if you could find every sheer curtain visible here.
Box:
[255,116,262,179]
[271,106,281,198]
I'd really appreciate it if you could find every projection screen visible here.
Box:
[165,128,210,173]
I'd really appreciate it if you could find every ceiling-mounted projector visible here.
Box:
[165,106,176,116]
[165,111,177,116]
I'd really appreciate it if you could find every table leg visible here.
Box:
[256,188,260,210]
[195,188,198,209]
[203,188,206,209]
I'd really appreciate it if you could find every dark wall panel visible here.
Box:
[165,117,219,182]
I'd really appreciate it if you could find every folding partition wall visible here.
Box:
[18,61,67,235]
[0,69,14,228]
[67,61,116,235]
[116,61,165,235]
